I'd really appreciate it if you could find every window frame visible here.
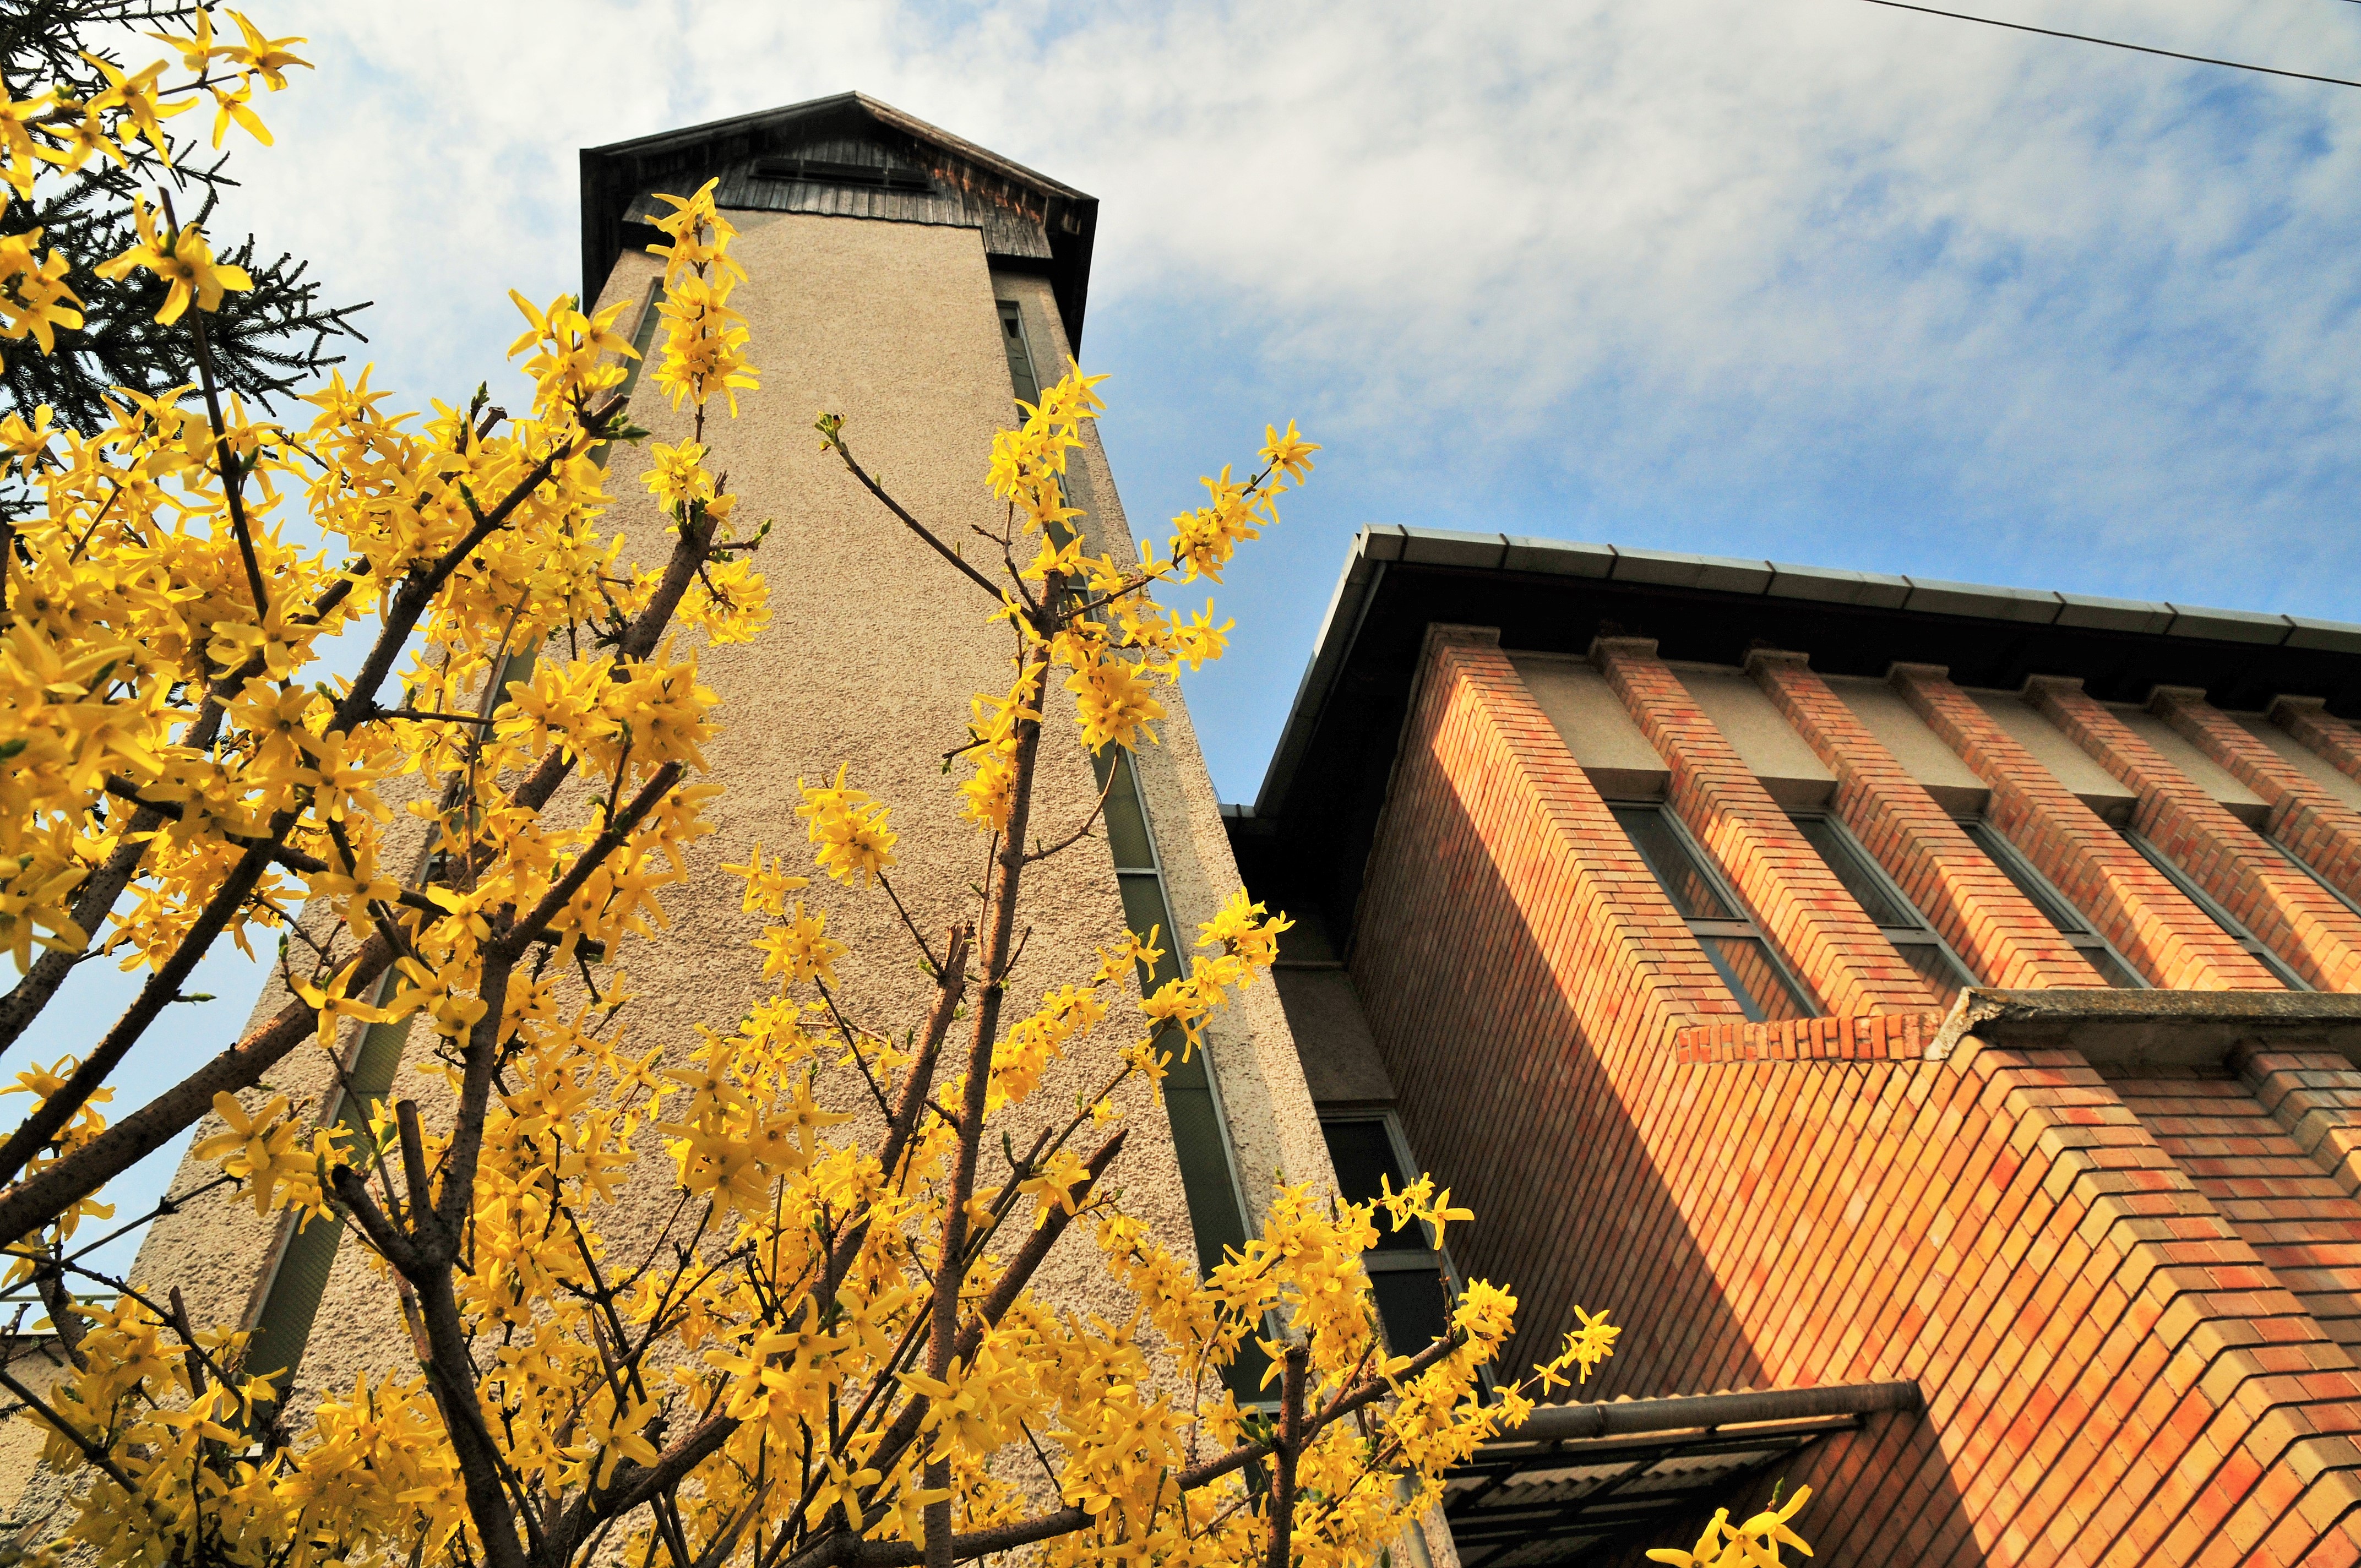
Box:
[2119,826,2309,989]
[1789,812,1977,1002]
[1607,801,1817,1022]
[1316,1110,1471,1358]
[997,298,1041,409]
[2264,835,2361,919]
[1960,818,2148,987]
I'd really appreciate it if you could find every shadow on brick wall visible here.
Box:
[1350,769,1987,1561]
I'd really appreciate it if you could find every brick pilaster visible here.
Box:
[1891,665,2278,990]
[2153,685,2361,917]
[1596,638,1940,1016]
[2030,677,2361,994]
[2276,695,2361,787]
[1351,624,1745,1372]
[1749,650,2104,992]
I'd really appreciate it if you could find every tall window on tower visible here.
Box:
[1608,804,1814,1022]
[998,299,1040,407]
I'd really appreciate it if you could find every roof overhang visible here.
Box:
[1236,528,2361,949]
[578,91,1100,349]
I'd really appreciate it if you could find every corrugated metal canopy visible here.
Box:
[1446,1382,1919,1566]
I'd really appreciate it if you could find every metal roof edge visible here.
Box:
[1250,527,1390,816]
[1497,1381,1922,1445]
[1243,535,2358,820]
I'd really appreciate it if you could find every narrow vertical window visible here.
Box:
[1318,1114,1461,1354]
[1609,804,1814,1022]
[1095,744,1271,1395]
[1094,747,1254,1272]
[2120,827,2308,989]
[998,299,1040,408]
[619,278,667,402]
[1961,819,2146,987]
[1791,814,1976,1007]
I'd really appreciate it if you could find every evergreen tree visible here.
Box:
[0,1,363,458]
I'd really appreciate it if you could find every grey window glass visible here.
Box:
[1967,821,2086,933]
[2120,828,2308,990]
[1319,1116,1461,1355]
[2265,837,2361,919]
[1962,820,2148,988]
[1098,748,1156,872]
[1320,1119,1427,1253]
[1794,816,1913,927]
[998,300,1041,407]
[1608,804,1813,1022]
[1611,805,1737,922]
[1090,751,1257,1285]
[1699,935,1812,1022]
[1792,814,1976,1008]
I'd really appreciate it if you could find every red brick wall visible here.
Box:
[1749,651,2105,992]
[2155,688,2361,921]
[1350,624,1745,1374]
[1893,666,2278,991]
[2028,679,2361,993]
[1348,631,2361,1564]
[1595,638,1940,1015]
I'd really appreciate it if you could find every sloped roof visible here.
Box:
[579,92,1099,347]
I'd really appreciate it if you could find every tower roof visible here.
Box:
[580,92,1100,348]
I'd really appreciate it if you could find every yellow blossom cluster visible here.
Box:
[0,9,303,350]
[0,17,1814,1564]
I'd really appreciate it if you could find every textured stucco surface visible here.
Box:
[20,208,1339,1532]
[989,266,1340,1233]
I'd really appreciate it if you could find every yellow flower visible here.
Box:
[93,199,253,325]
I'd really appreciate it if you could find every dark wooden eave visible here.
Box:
[579,91,1099,349]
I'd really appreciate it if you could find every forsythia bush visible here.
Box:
[0,12,1812,1568]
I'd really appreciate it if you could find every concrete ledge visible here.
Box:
[1930,988,2361,1069]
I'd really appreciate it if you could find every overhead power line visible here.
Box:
[1852,0,2361,89]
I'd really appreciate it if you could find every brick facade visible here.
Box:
[1594,638,1941,1015]
[1351,625,1745,1373]
[1893,665,2279,991]
[1348,632,2361,1564]
[2028,678,2361,994]
[1749,651,2106,992]
[2155,688,2361,918]
[2277,699,2361,788]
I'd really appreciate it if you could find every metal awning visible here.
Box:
[1443,1381,1922,1567]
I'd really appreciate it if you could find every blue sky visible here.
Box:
[42,0,2361,1272]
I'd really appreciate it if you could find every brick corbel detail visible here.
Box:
[2153,685,2361,916]
[1595,638,1939,1015]
[2276,695,2361,787]
[2030,677,2361,993]
[1891,665,2277,990]
[1749,650,2104,991]
[2239,1047,2361,1197]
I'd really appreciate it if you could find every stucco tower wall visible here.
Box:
[103,210,1334,1449]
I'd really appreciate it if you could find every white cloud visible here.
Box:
[190,0,2361,596]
